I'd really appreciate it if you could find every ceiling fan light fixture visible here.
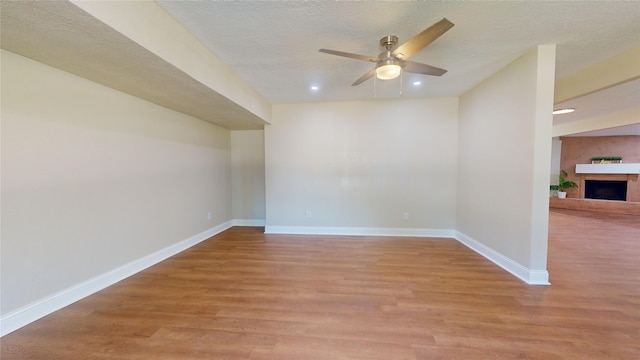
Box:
[376,60,401,80]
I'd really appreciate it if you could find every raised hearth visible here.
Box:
[549,197,640,215]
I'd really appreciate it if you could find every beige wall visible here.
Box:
[457,46,555,282]
[1,43,560,329]
[1,50,232,315]
[231,130,266,221]
[266,98,459,232]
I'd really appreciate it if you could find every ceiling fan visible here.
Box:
[319,18,454,86]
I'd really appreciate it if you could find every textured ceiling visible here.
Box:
[566,123,640,137]
[1,1,639,132]
[554,79,640,125]
[157,1,640,105]
[0,0,268,130]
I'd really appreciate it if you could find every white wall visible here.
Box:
[456,46,556,284]
[265,98,458,235]
[1,50,232,317]
[231,130,266,223]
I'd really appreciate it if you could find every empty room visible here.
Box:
[1,1,639,359]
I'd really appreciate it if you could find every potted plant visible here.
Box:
[591,156,622,164]
[550,170,578,198]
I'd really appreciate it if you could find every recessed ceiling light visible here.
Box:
[552,108,575,115]
[412,81,421,86]
[310,86,319,91]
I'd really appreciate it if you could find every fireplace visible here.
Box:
[584,180,627,201]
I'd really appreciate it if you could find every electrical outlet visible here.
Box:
[207,212,212,220]
[306,210,312,218]
[403,212,409,221]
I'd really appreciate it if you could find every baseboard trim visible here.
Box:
[265,226,550,284]
[0,221,233,337]
[454,231,550,285]
[1,222,549,337]
[265,226,455,238]
[232,219,266,227]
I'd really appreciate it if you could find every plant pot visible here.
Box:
[557,191,567,199]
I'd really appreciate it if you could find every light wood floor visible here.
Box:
[2,209,639,359]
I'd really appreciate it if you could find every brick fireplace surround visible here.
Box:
[550,135,640,215]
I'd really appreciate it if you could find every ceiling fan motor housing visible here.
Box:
[380,35,398,51]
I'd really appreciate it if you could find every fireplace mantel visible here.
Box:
[575,163,640,175]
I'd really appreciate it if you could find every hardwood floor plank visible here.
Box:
[2,209,639,359]
[250,335,418,360]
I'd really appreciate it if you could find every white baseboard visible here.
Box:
[265,225,455,238]
[265,226,550,284]
[0,221,233,337]
[454,231,550,285]
[232,219,266,227]
[1,221,549,337]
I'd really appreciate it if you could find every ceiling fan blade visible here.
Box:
[392,18,454,60]
[402,60,447,76]
[319,49,378,62]
[351,68,377,86]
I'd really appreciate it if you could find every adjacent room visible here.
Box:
[1,1,639,358]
